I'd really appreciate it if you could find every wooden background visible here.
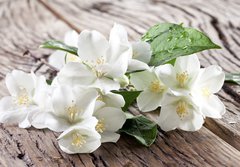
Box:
[0,0,240,166]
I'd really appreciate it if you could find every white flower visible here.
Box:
[192,65,226,118]
[157,93,204,131]
[55,24,132,92]
[31,85,98,132]
[130,68,168,112]
[48,30,80,69]
[157,54,200,93]
[128,41,151,71]
[58,117,101,154]
[110,24,151,72]
[96,90,125,109]
[0,70,50,128]
[94,106,126,143]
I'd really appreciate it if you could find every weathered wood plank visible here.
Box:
[41,0,240,151]
[0,0,240,166]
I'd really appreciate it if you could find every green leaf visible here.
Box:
[112,90,141,111]
[119,115,157,147]
[225,73,240,85]
[40,40,78,55]
[142,23,221,66]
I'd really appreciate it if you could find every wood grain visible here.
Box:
[0,0,240,166]
[41,0,240,151]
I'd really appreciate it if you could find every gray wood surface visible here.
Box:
[0,0,239,166]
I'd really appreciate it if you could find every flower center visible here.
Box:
[202,87,210,97]
[17,88,31,106]
[67,104,78,123]
[96,119,105,133]
[84,57,107,78]
[149,80,165,93]
[97,94,104,101]
[176,101,188,119]
[176,71,189,88]
[71,132,86,147]
[66,54,81,63]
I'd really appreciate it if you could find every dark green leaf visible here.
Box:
[142,23,221,66]
[225,73,240,85]
[119,115,157,147]
[112,90,141,111]
[46,79,52,85]
[40,40,78,55]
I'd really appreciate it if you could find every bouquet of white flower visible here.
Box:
[0,23,227,154]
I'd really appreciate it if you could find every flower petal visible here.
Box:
[58,124,101,154]
[31,111,70,132]
[200,95,226,118]
[93,78,120,93]
[48,50,66,70]
[137,90,163,112]
[131,41,151,64]
[64,30,78,47]
[73,87,98,119]
[6,70,34,97]
[130,70,157,90]
[196,65,225,93]
[77,30,108,62]
[101,132,120,143]
[57,62,95,87]
[174,54,200,75]
[128,59,150,72]
[52,85,75,117]
[94,107,126,132]
[157,104,181,131]
[178,110,204,131]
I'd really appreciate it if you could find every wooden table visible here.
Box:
[0,0,240,166]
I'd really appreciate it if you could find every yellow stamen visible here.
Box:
[17,89,30,106]
[66,53,81,63]
[176,101,188,119]
[71,132,86,147]
[176,71,189,88]
[96,56,105,65]
[149,80,165,93]
[202,87,210,97]
[96,119,105,133]
[67,105,78,123]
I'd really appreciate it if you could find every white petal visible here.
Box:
[6,70,34,97]
[130,70,157,90]
[109,23,129,45]
[105,47,131,78]
[128,59,150,72]
[93,78,120,93]
[94,107,126,132]
[174,54,200,74]
[196,65,225,93]
[101,132,120,143]
[0,109,26,125]
[57,62,95,86]
[77,30,108,62]
[132,41,151,64]
[137,90,163,112]
[155,64,177,88]
[178,110,204,131]
[157,105,181,131]
[0,96,15,111]
[200,95,226,118]
[31,112,70,132]
[64,30,79,47]
[52,85,75,117]
[48,50,66,70]
[73,87,98,119]
[58,125,101,154]
[101,92,125,108]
